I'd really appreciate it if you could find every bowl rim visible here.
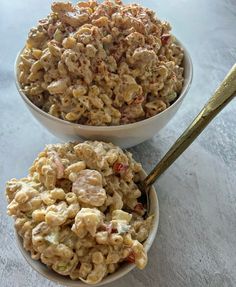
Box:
[15,37,193,131]
[15,169,159,287]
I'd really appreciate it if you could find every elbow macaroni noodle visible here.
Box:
[18,0,184,126]
[6,141,154,284]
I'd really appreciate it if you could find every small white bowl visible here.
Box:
[15,39,193,148]
[15,169,159,286]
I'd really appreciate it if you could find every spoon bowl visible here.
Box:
[15,169,159,287]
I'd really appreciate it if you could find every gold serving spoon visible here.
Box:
[139,63,236,213]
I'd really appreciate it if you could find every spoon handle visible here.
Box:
[143,63,236,188]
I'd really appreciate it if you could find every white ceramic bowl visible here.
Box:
[15,39,192,148]
[15,169,159,286]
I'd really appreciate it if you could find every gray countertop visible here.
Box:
[0,0,236,286]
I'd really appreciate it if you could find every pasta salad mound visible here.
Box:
[6,141,154,284]
[18,0,184,126]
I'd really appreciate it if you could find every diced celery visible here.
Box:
[117,222,130,234]
[54,29,63,42]
[45,232,59,244]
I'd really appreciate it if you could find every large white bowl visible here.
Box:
[15,169,159,286]
[15,39,193,148]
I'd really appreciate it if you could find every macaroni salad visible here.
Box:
[6,141,153,284]
[18,0,184,126]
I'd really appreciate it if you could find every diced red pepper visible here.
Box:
[106,223,117,234]
[134,203,144,213]
[133,96,144,104]
[161,34,171,45]
[113,162,129,173]
[106,223,113,234]
[98,223,117,233]
[126,251,135,263]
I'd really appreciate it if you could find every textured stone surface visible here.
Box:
[0,0,236,286]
